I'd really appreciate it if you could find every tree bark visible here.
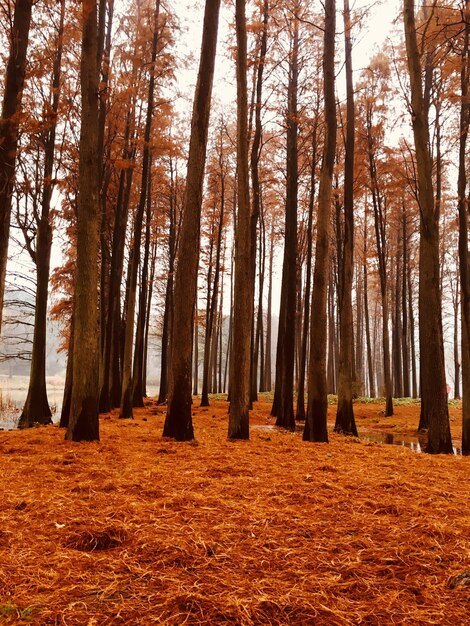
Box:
[120,0,160,419]
[303,0,336,443]
[457,0,470,454]
[19,0,65,427]
[402,208,411,397]
[164,0,221,440]
[66,0,101,441]
[132,168,153,406]
[0,0,33,331]
[335,0,357,436]
[228,0,252,439]
[274,9,298,431]
[366,107,393,415]
[403,0,453,453]
[296,122,317,420]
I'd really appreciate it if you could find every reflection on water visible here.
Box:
[252,423,463,455]
[360,430,462,455]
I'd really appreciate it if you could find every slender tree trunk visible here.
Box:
[355,262,364,391]
[60,314,74,428]
[98,0,114,378]
[264,228,273,391]
[249,0,268,403]
[296,125,317,420]
[402,208,411,397]
[201,178,225,406]
[164,0,221,440]
[408,259,418,398]
[274,10,298,431]
[132,168,153,406]
[157,158,177,404]
[404,0,453,453]
[66,0,101,441]
[327,274,336,394]
[393,230,403,398]
[217,270,224,393]
[100,104,136,411]
[0,0,33,331]
[193,309,199,396]
[335,0,357,436]
[364,258,375,398]
[19,0,65,427]
[304,0,336,443]
[367,109,393,415]
[253,215,265,394]
[143,236,157,397]
[228,0,252,439]
[120,0,160,419]
[457,0,470,454]
[454,283,461,400]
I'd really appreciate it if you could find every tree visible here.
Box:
[271,5,299,431]
[303,0,336,443]
[65,0,101,442]
[0,0,33,331]
[19,0,66,428]
[228,0,252,440]
[457,0,470,454]
[120,0,160,419]
[403,0,453,454]
[163,0,221,441]
[334,0,357,436]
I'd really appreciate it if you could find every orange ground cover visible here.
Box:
[0,399,469,625]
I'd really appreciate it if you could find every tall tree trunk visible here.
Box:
[157,157,177,404]
[363,253,375,398]
[201,191,224,405]
[249,0,268,403]
[132,168,153,406]
[0,0,33,331]
[458,0,470,454]
[304,0,336,443]
[327,273,336,394]
[193,309,199,396]
[164,0,221,440]
[335,0,357,436]
[392,230,403,398]
[297,119,318,420]
[98,0,114,377]
[407,258,418,398]
[403,0,453,453]
[454,281,461,400]
[228,0,252,439]
[274,9,298,431]
[19,0,65,427]
[253,214,265,395]
[264,227,273,391]
[60,314,74,428]
[100,98,137,411]
[142,235,157,397]
[66,0,101,441]
[402,208,411,397]
[355,262,364,392]
[367,108,393,415]
[120,0,160,419]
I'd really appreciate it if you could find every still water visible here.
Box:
[252,423,463,455]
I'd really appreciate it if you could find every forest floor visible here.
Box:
[0,397,469,625]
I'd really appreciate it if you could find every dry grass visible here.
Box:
[0,398,469,625]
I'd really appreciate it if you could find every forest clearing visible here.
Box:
[1,398,469,625]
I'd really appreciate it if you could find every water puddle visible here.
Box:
[361,431,462,455]
[252,424,463,455]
